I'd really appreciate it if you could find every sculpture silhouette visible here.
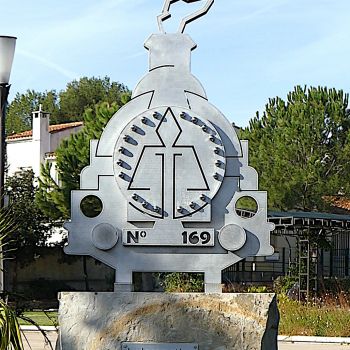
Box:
[158,0,214,33]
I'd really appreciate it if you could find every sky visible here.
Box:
[1,0,350,127]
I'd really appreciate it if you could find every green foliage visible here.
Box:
[5,170,53,267]
[35,162,66,220]
[241,86,350,211]
[6,90,59,134]
[37,102,121,219]
[159,272,204,292]
[273,275,299,294]
[247,285,268,293]
[18,311,57,327]
[0,300,23,350]
[59,76,130,122]
[278,293,350,336]
[5,76,131,134]
[80,196,103,218]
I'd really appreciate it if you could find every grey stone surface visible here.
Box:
[58,292,279,350]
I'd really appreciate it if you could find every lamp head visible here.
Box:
[0,36,17,85]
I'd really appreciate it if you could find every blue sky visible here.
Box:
[1,0,349,127]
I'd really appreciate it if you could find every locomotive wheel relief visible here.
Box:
[114,106,225,221]
[64,0,275,292]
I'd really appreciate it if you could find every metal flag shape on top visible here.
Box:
[64,0,275,293]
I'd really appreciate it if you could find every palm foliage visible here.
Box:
[0,207,24,350]
[0,299,23,350]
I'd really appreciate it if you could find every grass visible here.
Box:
[17,311,58,327]
[278,293,350,337]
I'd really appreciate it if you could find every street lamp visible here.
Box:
[0,35,16,293]
[0,36,16,206]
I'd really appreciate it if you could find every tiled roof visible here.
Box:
[7,130,32,140]
[6,121,83,140]
[325,196,350,211]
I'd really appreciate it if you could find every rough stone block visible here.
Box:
[58,292,279,350]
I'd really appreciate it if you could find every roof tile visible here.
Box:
[7,121,83,140]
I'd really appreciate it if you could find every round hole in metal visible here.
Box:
[80,195,103,218]
[235,196,258,219]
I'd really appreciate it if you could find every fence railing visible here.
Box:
[222,248,350,285]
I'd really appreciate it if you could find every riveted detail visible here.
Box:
[153,111,161,119]
[177,206,185,214]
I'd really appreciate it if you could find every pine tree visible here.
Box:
[36,102,122,219]
[241,86,350,211]
[6,90,59,134]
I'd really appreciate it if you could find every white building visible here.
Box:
[6,106,83,181]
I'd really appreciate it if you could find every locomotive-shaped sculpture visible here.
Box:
[64,0,274,292]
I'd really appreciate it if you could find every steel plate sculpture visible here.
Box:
[64,0,275,293]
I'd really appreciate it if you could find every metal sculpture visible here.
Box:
[158,0,215,33]
[64,0,274,293]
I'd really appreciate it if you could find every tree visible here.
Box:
[5,76,131,134]
[58,76,130,122]
[36,102,122,220]
[6,90,59,135]
[240,86,350,212]
[5,170,54,291]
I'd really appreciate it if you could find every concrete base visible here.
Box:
[58,292,279,350]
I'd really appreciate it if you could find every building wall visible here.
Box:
[5,247,114,295]
[7,139,35,176]
[6,110,82,179]
[50,126,82,151]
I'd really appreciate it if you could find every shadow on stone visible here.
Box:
[261,294,280,350]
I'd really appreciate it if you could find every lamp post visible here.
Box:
[0,36,16,292]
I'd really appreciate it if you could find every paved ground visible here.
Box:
[21,332,350,350]
[22,331,57,350]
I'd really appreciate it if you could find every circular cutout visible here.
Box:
[235,196,258,218]
[80,195,103,218]
[218,224,246,251]
[91,223,119,250]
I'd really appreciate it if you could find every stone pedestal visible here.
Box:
[58,292,279,350]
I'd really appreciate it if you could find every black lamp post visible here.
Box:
[0,36,16,292]
[0,36,16,207]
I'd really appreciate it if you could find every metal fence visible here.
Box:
[222,247,296,285]
[222,247,350,286]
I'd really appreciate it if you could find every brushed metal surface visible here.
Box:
[64,0,275,292]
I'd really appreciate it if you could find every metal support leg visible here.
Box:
[114,269,134,292]
[204,271,222,293]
